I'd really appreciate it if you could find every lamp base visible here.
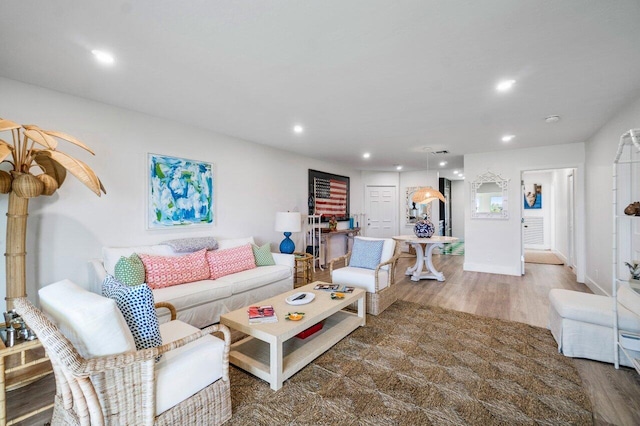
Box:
[279,232,295,254]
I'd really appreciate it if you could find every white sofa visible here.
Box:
[91,237,294,328]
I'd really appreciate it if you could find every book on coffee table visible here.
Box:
[313,284,355,293]
[247,305,278,324]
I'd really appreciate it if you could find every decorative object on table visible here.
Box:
[413,218,436,238]
[625,261,640,283]
[308,169,350,222]
[624,202,640,216]
[0,118,105,309]
[148,154,213,229]
[285,312,304,321]
[330,292,345,299]
[285,291,315,305]
[328,215,338,231]
[313,283,354,293]
[296,321,324,339]
[349,217,355,229]
[248,305,278,324]
[275,211,302,254]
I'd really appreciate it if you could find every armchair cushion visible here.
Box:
[352,237,396,271]
[156,320,225,415]
[39,279,136,358]
[331,267,390,293]
[349,238,384,270]
[102,275,162,351]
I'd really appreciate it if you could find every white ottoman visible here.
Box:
[548,288,640,367]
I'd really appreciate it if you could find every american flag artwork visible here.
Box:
[314,177,347,218]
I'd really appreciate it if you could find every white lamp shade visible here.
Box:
[275,212,302,232]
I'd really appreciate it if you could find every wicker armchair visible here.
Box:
[14,293,232,425]
[329,236,398,315]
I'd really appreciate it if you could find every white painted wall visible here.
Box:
[0,77,363,310]
[522,171,553,250]
[464,143,585,280]
[451,180,465,240]
[552,168,573,264]
[584,95,640,295]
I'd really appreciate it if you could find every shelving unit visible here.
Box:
[612,128,640,373]
[306,215,323,271]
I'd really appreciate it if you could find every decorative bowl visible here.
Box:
[285,312,305,321]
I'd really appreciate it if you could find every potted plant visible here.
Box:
[624,261,640,284]
[0,118,105,309]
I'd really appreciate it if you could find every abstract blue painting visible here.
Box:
[148,154,214,228]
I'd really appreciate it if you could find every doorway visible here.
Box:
[520,168,577,274]
[365,185,397,238]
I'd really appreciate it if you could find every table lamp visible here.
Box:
[275,212,302,254]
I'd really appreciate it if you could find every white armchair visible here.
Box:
[15,279,231,425]
[329,236,398,315]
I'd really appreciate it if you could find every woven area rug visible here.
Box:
[227,301,593,425]
[524,250,564,265]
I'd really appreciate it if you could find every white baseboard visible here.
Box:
[584,274,609,296]
[463,262,521,276]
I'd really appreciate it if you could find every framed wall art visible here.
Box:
[148,153,214,229]
[308,169,350,222]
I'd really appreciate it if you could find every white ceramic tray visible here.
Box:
[285,292,315,305]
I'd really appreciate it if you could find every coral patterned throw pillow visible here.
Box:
[138,249,210,289]
[206,244,257,279]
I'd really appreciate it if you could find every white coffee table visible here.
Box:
[220,281,365,390]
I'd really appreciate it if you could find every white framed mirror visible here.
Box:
[406,186,433,225]
[471,171,509,219]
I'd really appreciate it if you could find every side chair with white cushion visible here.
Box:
[329,236,398,315]
[14,279,231,425]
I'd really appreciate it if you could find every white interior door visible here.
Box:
[567,171,575,269]
[365,186,397,238]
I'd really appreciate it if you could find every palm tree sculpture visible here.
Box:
[0,118,105,309]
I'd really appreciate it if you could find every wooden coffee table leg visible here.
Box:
[270,337,284,391]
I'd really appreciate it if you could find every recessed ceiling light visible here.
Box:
[91,49,115,65]
[293,125,304,134]
[439,161,447,167]
[395,165,403,171]
[545,115,561,124]
[363,152,371,159]
[501,134,515,142]
[496,79,516,92]
[453,170,459,174]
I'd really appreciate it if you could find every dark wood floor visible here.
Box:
[14,254,640,425]
[316,254,640,426]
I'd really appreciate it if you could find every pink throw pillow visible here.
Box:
[206,244,257,279]
[139,249,210,289]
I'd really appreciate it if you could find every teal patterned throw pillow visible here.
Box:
[252,244,276,266]
[349,238,384,270]
[114,254,146,286]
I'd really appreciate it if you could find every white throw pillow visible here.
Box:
[39,279,136,358]
[102,245,175,276]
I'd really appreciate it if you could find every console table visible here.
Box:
[392,235,458,282]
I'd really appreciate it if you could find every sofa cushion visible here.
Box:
[331,266,390,293]
[39,279,136,358]
[102,275,162,351]
[252,243,275,266]
[216,236,255,249]
[349,238,384,270]
[114,253,146,286]
[152,279,234,312]
[161,237,218,253]
[140,249,210,289]
[156,320,224,416]
[103,245,175,276]
[216,264,295,294]
[206,244,256,279]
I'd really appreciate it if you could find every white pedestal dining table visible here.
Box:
[392,235,459,282]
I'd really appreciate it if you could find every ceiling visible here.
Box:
[2,1,640,178]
